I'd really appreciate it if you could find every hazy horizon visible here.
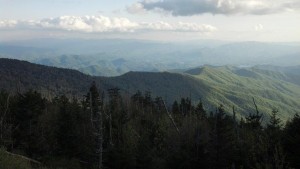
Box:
[1,0,300,42]
[1,37,300,44]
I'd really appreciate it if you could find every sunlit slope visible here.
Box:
[185,66,300,120]
[0,58,299,121]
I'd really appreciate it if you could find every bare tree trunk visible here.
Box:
[97,110,103,169]
[109,113,112,146]
[4,150,41,164]
[98,91,105,169]
[162,100,180,135]
[252,97,259,116]
[232,106,239,140]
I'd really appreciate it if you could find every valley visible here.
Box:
[1,58,299,121]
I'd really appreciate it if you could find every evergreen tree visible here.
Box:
[12,90,46,158]
[172,101,180,115]
[282,114,300,169]
[0,90,13,147]
[265,110,288,169]
[85,82,103,169]
[195,100,206,119]
[1,86,299,169]
[208,105,235,169]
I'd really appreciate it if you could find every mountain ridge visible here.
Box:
[0,58,299,121]
[1,39,300,76]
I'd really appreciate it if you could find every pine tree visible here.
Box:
[12,90,46,158]
[265,110,288,169]
[172,101,180,114]
[282,114,300,169]
[208,105,235,169]
[85,82,103,169]
[0,90,12,147]
[195,100,206,119]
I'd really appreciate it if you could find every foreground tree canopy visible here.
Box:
[0,83,299,169]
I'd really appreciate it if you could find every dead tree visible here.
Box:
[162,99,180,135]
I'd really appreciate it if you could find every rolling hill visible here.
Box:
[0,58,299,121]
[184,66,300,120]
[1,39,300,76]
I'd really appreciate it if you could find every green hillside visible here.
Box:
[184,66,300,120]
[0,58,299,121]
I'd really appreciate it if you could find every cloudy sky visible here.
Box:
[0,0,299,42]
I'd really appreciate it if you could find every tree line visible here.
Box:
[0,82,299,169]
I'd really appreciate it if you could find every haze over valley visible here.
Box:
[1,38,299,76]
[1,0,300,168]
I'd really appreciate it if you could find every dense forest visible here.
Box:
[2,0,300,168]
[1,58,300,121]
[0,82,299,169]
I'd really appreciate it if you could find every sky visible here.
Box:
[0,0,300,42]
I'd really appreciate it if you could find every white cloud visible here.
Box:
[0,20,18,28]
[38,16,139,32]
[0,15,217,33]
[254,24,264,31]
[142,21,217,32]
[127,3,147,14]
[138,0,300,16]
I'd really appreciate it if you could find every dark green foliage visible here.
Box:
[0,85,299,169]
[55,96,94,162]
[12,90,46,158]
[265,110,288,169]
[172,100,180,115]
[1,58,300,121]
[207,105,235,169]
[0,90,13,147]
[283,114,300,169]
[195,100,206,119]
[84,82,103,169]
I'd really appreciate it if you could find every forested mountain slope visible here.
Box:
[184,66,300,119]
[0,58,202,101]
[0,58,299,120]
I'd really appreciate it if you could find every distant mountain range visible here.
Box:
[1,58,299,121]
[0,39,299,76]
